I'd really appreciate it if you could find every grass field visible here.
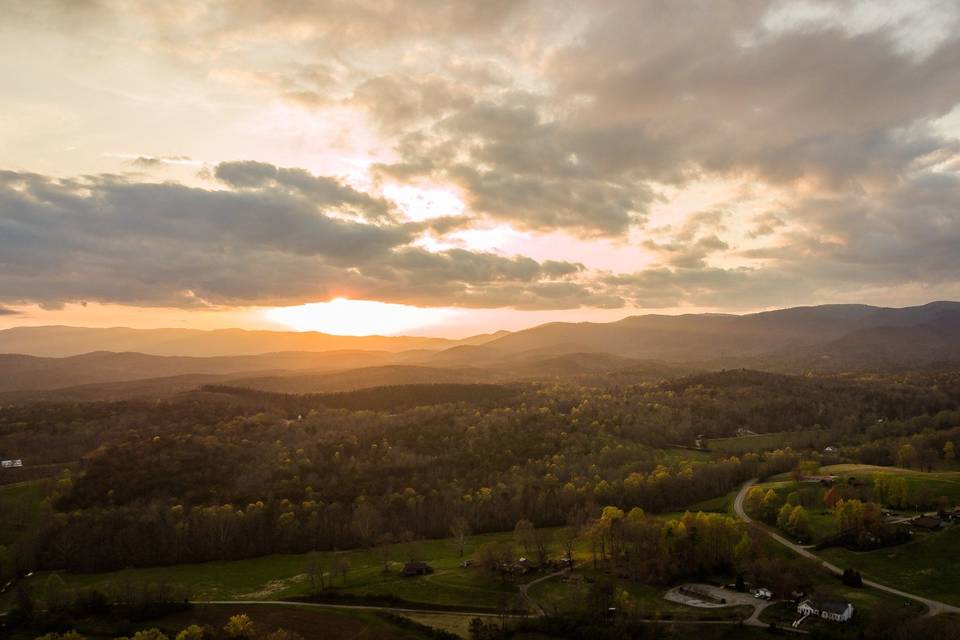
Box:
[5,602,442,640]
[756,465,960,544]
[11,530,526,612]
[708,430,824,454]
[528,571,753,622]
[820,525,960,606]
[0,480,49,546]
[753,465,960,607]
[659,488,740,520]
[757,552,928,638]
[816,464,960,504]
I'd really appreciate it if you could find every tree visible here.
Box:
[131,630,170,640]
[761,489,782,523]
[744,486,765,516]
[174,626,205,640]
[336,555,351,585]
[449,516,470,558]
[944,441,956,463]
[44,573,69,613]
[919,448,939,472]
[787,506,810,540]
[842,568,863,587]
[305,551,325,594]
[558,526,577,567]
[224,614,255,639]
[477,541,514,580]
[263,630,304,640]
[513,519,536,559]
[13,583,34,623]
[776,504,793,532]
[898,443,918,469]
[376,532,394,572]
[795,460,819,480]
[350,501,381,548]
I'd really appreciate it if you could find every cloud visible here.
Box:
[129,155,196,168]
[3,1,960,312]
[213,160,394,221]
[0,167,595,310]
[0,306,18,316]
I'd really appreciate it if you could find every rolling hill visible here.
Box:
[0,325,507,357]
[0,301,958,401]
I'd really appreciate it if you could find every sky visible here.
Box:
[1,0,960,338]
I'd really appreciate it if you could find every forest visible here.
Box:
[3,368,960,577]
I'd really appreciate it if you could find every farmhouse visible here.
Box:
[797,599,854,622]
[400,561,433,576]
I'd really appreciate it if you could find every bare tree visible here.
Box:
[351,501,382,548]
[449,516,470,558]
[336,555,351,585]
[558,526,577,568]
[376,532,394,572]
[513,519,536,559]
[305,551,325,594]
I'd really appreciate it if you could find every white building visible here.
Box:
[797,599,854,622]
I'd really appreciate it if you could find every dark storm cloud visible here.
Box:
[0,168,591,310]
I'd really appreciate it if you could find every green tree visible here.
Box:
[224,614,255,639]
[174,625,205,640]
[787,505,810,540]
[744,486,765,516]
[898,443,918,469]
[130,630,169,640]
[776,503,793,531]
[761,489,782,523]
[44,573,69,613]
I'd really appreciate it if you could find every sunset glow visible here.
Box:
[263,298,460,336]
[0,1,958,334]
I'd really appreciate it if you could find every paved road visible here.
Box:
[519,569,568,616]
[734,479,960,617]
[201,599,515,618]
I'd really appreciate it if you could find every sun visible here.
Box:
[262,298,460,336]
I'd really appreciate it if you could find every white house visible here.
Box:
[797,599,854,622]
[753,588,773,600]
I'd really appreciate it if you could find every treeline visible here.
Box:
[198,383,523,413]
[4,369,960,574]
[23,448,798,572]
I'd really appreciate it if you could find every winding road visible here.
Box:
[734,479,960,617]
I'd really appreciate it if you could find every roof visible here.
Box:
[801,599,851,614]
[820,601,851,615]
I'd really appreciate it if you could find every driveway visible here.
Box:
[734,479,960,617]
[664,583,775,627]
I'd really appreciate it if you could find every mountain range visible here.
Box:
[0,301,957,401]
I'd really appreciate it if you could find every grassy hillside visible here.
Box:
[820,526,960,606]
[0,480,48,545]
[8,530,524,612]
